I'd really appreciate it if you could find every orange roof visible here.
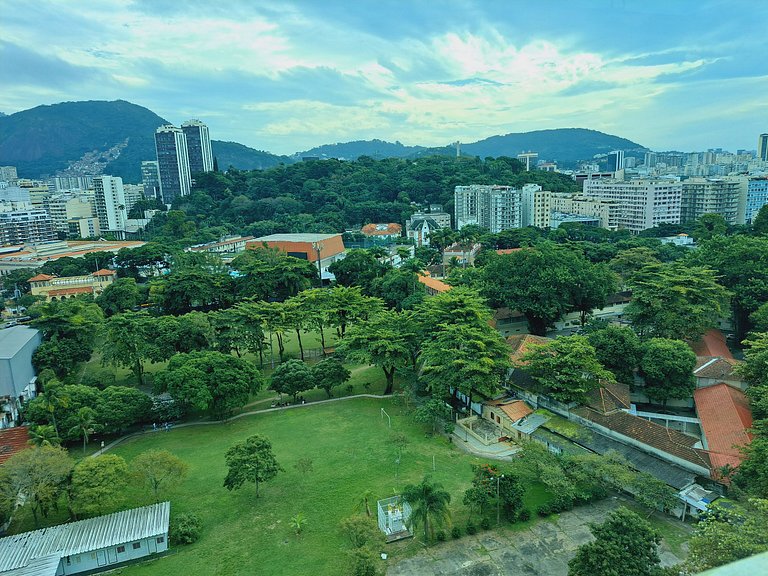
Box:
[495,248,522,255]
[507,334,551,363]
[694,383,753,471]
[47,286,94,297]
[92,268,116,277]
[585,382,631,414]
[418,273,451,293]
[694,356,741,381]
[361,223,402,236]
[498,400,533,422]
[28,273,55,282]
[0,426,31,465]
[690,329,734,360]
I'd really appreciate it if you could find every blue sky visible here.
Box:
[1,0,766,155]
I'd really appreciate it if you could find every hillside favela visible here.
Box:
[1,2,767,576]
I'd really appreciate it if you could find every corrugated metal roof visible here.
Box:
[0,554,61,576]
[0,502,169,573]
[0,326,39,360]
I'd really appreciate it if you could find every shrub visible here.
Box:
[518,509,531,522]
[451,526,462,539]
[465,521,477,535]
[170,512,202,545]
[479,517,491,530]
[436,529,447,542]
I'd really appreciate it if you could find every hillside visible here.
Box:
[0,100,290,182]
[296,139,425,160]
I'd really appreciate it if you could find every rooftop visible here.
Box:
[252,233,341,243]
[694,356,741,381]
[507,334,551,364]
[0,326,40,360]
[0,426,30,465]
[417,273,451,293]
[361,223,402,236]
[584,382,631,414]
[486,399,533,422]
[694,383,753,471]
[690,329,734,360]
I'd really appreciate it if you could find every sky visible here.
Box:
[2,0,767,156]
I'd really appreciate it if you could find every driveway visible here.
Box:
[387,497,687,576]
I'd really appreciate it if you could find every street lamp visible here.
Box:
[496,474,505,525]
[311,241,324,287]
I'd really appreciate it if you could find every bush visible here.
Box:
[465,521,477,535]
[81,368,116,390]
[518,509,531,522]
[479,517,491,530]
[170,512,202,545]
[436,529,446,542]
[451,526,462,539]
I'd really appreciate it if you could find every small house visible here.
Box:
[483,399,535,441]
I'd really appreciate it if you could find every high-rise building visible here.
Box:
[680,177,746,225]
[454,185,521,233]
[0,206,55,245]
[141,161,161,200]
[757,133,768,162]
[550,193,620,230]
[122,184,145,214]
[607,150,625,172]
[581,178,682,233]
[44,194,95,233]
[520,184,552,228]
[154,125,191,204]
[181,120,214,175]
[93,176,127,234]
[745,177,768,223]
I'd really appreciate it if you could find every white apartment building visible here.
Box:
[746,177,768,223]
[520,184,552,228]
[680,177,747,225]
[123,184,145,214]
[93,176,127,235]
[45,194,94,233]
[455,185,522,233]
[581,178,682,234]
[550,193,620,230]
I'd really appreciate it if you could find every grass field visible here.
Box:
[92,398,553,576]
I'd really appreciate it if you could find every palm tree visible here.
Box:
[356,489,375,517]
[41,380,69,437]
[402,476,452,543]
[69,407,99,453]
[28,424,60,447]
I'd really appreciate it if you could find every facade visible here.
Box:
[454,185,522,233]
[0,239,145,276]
[0,326,41,428]
[0,502,170,576]
[360,223,402,243]
[187,235,253,256]
[141,160,161,200]
[550,212,600,229]
[45,194,94,233]
[123,184,145,214]
[93,176,127,234]
[29,269,117,301]
[759,133,768,162]
[680,177,747,225]
[607,150,625,172]
[581,178,682,233]
[181,119,214,175]
[405,210,450,246]
[550,193,620,230]
[67,217,100,239]
[246,233,346,282]
[154,125,191,204]
[0,206,56,245]
[745,176,768,223]
[47,175,93,192]
[520,184,552,228]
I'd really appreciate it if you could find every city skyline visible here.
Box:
[1,0,767,155]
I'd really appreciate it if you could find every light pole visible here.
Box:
[496,474,505,525]
[311,241,324,287]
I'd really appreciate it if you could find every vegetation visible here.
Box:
[223,434,283,498]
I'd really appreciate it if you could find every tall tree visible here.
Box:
[131,449,189,503]
[269,359,314,402]
[327,249,389,292]
[639,338,696,405]
[608,247,661,286]
[100,311,156,385]
[328,286,384,339]
[95,277,141,316]
[223,434,283,498]
[68,407,99,453]
[402,476,452,543]
[587,324,643,386]
[295,288,335,353]
[568,507,662,576]
[71,455,129,517]
[568,262,618,326]
[312,357,351,398]
[210,307,266,359]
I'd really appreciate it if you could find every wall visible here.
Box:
[59,533,168,575]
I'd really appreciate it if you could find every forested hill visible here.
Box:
[0,100,291,182]
[165,155,579,243]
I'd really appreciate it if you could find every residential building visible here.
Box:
[29,269,117,301]
[443,242,482,266]
[47,175,93,192]
[550,212,600,229]
[745,176,768,223]
[681,177,747,225]
[693,384,753,473]
[68,216,101,239]
[406,215,441,247]
[154,125,191,204]
[123,184,145,214]
[759,133,768,162]
[246,233,346,282]
[45,193,95,233]
[0,502,170,575]
[141,160,161,200]
[17,180,51,209]
[454,185,521,233]
[187,235,253,256]
[550,193,620,230]
[181,119,214,175]
[581,178,682,233]
[417,272,451,295]
[0,166,18,183]
[0,205,56,245]
[93,175,127,234]
[520,184,552,228]
[0,326,41,428]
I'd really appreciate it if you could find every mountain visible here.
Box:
[296,139,425,160]
[0,100,290,182]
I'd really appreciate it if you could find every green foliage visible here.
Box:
[95,277,141,316]
[608,247,661,285]
[328,249,390,292]
[451,526,462,539]
[170,512,202,545]
[750,302,768,333]
[413,398,452,434]
[340,515,384,549]
[312,357,351,398]
[223,434,283,498]
[131,449,189,503]
[346,547,383,576]
[519,336,614,404]
[639,339,696,404]
[568,507,662,576]
[587,325,643,386]
[153,268,235,314]
[231,247,318,301]
[99,311,156,385]
[733,421,768,498]
[753,203,768,235]
[269,359,314,401]
[692,213,728,241]
[71,454,129,517]
[463,463,524,523]
[402,475,452,543]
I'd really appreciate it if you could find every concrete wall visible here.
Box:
[0,329,41,399]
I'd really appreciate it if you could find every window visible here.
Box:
[156,536,165,544]
[132,542,141,550]
[117,546,126,554]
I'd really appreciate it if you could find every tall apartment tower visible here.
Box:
[181,120,214,175]
[607,150,625,172]
[680,177,746,225]
[454,185,521,233]
[520,184,552,228]
[154,125,191,204]
[759,133,768,162]
[141,161,161,200]
[93,175,127,234]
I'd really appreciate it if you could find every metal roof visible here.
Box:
[0,327,39,360]
[252,233,341,242]
[0,554,61,576]
[0,502,170,573]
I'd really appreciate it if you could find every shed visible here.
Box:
[0,502,170,575]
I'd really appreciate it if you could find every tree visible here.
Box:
[295,288,335,352]
[692,213,728,241]
[753,203,768,235]
[312,357,351,398]
[587,325,643,386]
[28,424,60,447]
[100,312,156,385]
[232,247,317,300]
[337,310,413,395]
[154,351,264,418]
[95,277,141,316]
[269,359,314,402]
[413,398,452,434]
[569,262,618,326]
[132,449,189,502]
[0,445,73,527]
[69,406,99,453]
[568,507,662,576]
[749,302,768,333]
[223,434,283,498]
[98,386,152,434]
[626,262,729,340]
[402,476,452,543]
[340,515,385,549]
[737,332,768,390]
[519,336,615,404]
[71,454,129,517]
[608,247,661,286]
[210,307,266,360]
[155,268,234,314]
[328,286,384,339]
[639,339,696,405]
[328,249,389,292]
[38,379,69,438]
[733,421,768,498]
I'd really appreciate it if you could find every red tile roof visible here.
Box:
[361,223,402,236]
[0,426,31,465]
[418,273,451,294]
[690,329,734,360]
[499,400,533,422]
[694,383,753,471]
[28,273,55,282]
[91,268,116,277]
[495,248,523,255]
[693,356,741,381]
[585,382,631,414]
[507,334,551,364]
[47,286,94,297]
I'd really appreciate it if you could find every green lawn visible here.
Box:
[89,398,552,576]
